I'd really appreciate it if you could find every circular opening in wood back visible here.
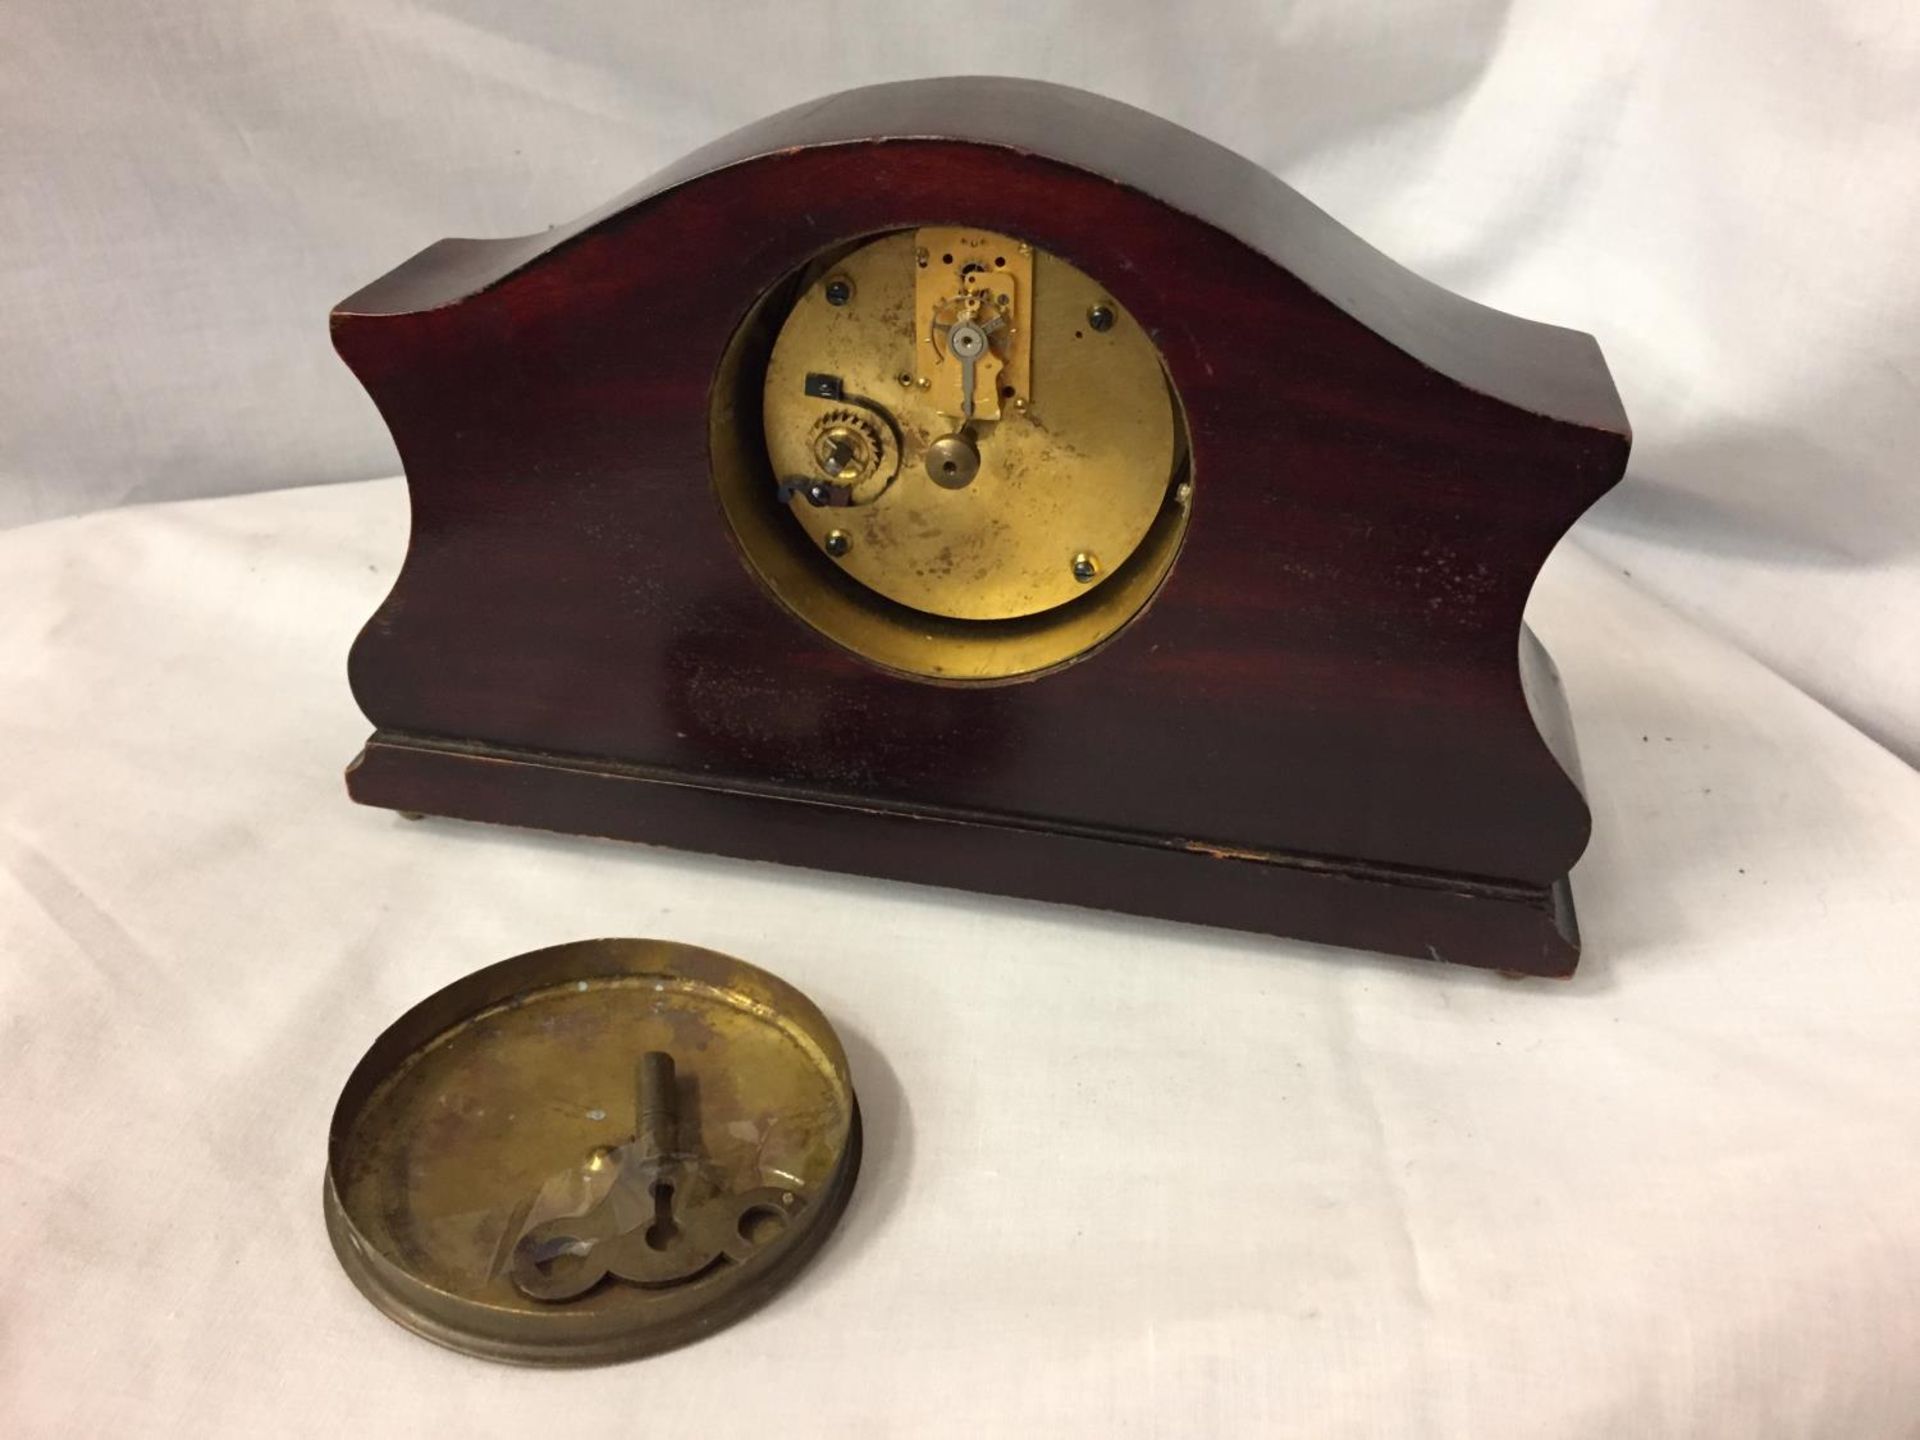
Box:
[708,232,1192,685]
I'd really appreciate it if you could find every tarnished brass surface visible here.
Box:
[761,229,1180,623]
[911,226,1033,422]
[323,939,860,1366]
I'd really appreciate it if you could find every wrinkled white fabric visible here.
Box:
[1,479,1916,1436]
[1,2,1915,756]
[3,2,1919,1433]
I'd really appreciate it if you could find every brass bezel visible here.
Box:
[323,939,861,1367]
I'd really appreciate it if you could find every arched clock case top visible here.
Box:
[333,78,1630,976]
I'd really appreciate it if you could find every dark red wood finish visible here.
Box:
[334,79,1630,976]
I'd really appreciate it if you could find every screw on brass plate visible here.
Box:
[824,529,852,558]
[1086,304,1115,333]
[823,276,853,306]
[1072,551,1101,583]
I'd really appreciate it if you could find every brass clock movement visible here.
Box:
[739,227,1188,678]
[333,79,1630,976]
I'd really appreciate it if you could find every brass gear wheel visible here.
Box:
[805,407,897,504]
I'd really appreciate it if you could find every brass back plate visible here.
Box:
[324,940,860,1366]
[763,230,1178,621]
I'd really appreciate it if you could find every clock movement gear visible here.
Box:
[788,404,899,508]
[809,408,885,482]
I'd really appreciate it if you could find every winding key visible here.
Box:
[510,1051,804,1302]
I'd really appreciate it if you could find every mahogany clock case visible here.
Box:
[332,78,1631,977]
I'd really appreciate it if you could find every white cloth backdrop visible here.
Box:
[3,3,1918,1436]
[3,0,1916,759]
[5,478,1918,1438]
